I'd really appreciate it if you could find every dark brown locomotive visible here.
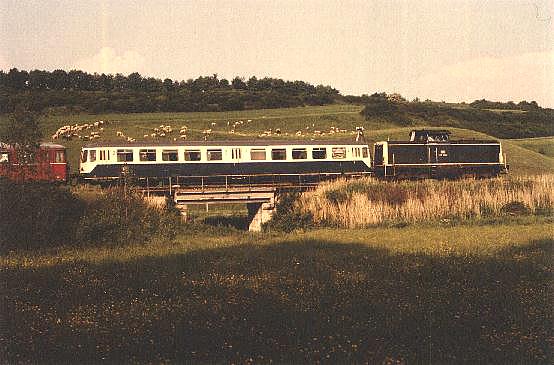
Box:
[373,130,508,178]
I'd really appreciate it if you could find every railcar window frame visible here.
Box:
[207,149,223,161]
[162,149,179,161]
[54,150,66,163]
[184,149,202,161]
[292,148,307,160]
[332,147,346,159]
[139,149,157,162]
[312,147,327,160]
[250,148,266,161]
[117,149,134,162]
[271,148,287,160]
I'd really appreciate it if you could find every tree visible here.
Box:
[0,108,42,169]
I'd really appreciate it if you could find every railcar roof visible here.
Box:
[83,139,369,148]
[377,139,499,144]
[0,142,65,149]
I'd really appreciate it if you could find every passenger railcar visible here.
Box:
[79,140,372,183]
[0,142,69,183]
[373,130,508,178]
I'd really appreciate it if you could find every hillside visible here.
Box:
[11,104,551,176]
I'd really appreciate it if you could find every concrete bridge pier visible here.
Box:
[247,201,276,232]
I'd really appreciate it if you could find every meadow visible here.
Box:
[1,105,553,363]
[12,103,551,175]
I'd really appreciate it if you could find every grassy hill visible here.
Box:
[1,104,552,175]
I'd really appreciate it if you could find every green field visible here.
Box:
[2,219,552,363]
[13,104,551,175]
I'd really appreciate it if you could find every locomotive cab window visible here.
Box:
[162,150,178,161]
[117,149,134,162]
[250,149,266,160]
[139,149,157,161]
[332,147,346,159]
[207,149,222,161]
[362,147,369,158]
[184,150,201,161]
[81,150,88,163]
[271,148,286,160]
[292,148,307,160]
[90,150,97,162]
[0,152,8,163]
[312,147,327,159]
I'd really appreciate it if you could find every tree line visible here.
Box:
[0,68,341,113]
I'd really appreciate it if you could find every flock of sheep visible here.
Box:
[51,118,355,143]
[51,120,105,141]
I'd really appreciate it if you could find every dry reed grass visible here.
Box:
[298,175,554,228]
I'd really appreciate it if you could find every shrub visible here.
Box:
[76,188,181,245]
[500,201,530,216]
[264,193,313,232]
[0,181,85,251]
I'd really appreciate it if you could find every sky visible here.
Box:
[1,0,553,106]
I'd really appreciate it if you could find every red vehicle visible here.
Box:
[0,142,69,183]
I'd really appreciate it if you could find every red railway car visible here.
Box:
[0,142,69,183]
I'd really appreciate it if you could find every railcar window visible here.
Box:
[184,150,201,161]
[271,148,286,160]
[162,150,178,161]
[99,150,110,161]
[0,153,8,163]
[139,149,157,161]
[250,149,266,160]
[207,149,223,161]
[312,147,327,159]
[332,147,346,159]
[54,151,65,163]
[81,150,88,163]
[362,147,369,158]
[117,149,134,162]
[292,148,307,159]
[90,150,97,162]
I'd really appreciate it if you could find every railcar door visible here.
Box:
[429,144,450,164]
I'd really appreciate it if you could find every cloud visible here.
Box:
[72,47,147,75]
[407,50,554,107]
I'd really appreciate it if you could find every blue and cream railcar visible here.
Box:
[79,140,371,181]
[373,130,508,178]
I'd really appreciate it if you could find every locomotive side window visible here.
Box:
[184,150,201,161]
[90,150,97,162]
[271,148,286,160]
[207,149,223,161]
[117,149,134,162]
[250,149,266,160]
[162,150,178,161]
[332,147,346,159]
[139,149,157,162]
[292,148,307,160]
[362,147,369,158]
[312,147,327,160]
[54,150,65,163]
[81,150,88,163]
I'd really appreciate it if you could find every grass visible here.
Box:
[2,220,553,363]
[510,137,554,158]
[298,175,554,228]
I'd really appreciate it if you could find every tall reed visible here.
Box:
[297,175,554,228]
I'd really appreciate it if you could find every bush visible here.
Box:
[501,201,530,216]
[264,193,313,232]
[0,181,85,251]
[76,188,180,245]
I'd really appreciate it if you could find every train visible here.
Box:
[0,142,69,183]
[0,129,508,184]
